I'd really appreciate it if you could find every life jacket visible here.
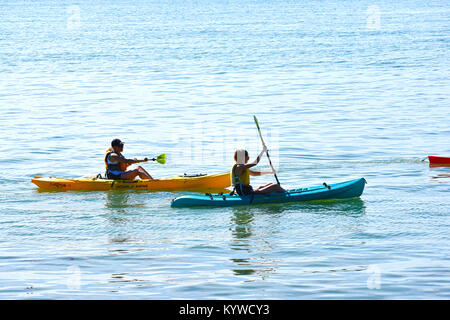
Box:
[230,164,250,187]
[104,151,129,172]
[230,164,253,196]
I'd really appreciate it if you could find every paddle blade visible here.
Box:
[155,153,166,164]
[253,115,261,132]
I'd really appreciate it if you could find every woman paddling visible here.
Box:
[231,147,285,196]
[105,139,153,180]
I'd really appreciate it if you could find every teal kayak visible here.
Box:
[171,178,366,208]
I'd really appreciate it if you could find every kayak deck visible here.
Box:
[31,172,231,191]
[171,178,366,208]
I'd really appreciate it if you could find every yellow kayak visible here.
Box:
[31,173,231,191]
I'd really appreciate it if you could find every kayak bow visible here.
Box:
[428,156,450,165]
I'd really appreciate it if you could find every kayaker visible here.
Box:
[231,147,285,196]
[105,139,153,180]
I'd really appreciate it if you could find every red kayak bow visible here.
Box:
[429,156,450,165]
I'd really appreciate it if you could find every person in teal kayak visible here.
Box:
[105,139,153,180]
[231,146,285,196]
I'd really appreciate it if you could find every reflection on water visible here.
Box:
[235,198,367,217]
[230,259,255,276]
[300,198,367,218]
[230,209,255,276]
[431,174,450,180]
[108,272,149,293]
[230,209,253,240]
[103,191,148,246]
[104,191,131,211]
[228,198,366,278]
[229,208,280,278]
[429,166,450,182]
[36,189,69,193]
[105,191,148,210]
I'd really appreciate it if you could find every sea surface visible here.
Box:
[0,0,449,299]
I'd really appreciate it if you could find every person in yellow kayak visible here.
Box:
[105,139,153,180]
[231,146,285,196]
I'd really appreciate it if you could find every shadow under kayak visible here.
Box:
[171,178,366,208]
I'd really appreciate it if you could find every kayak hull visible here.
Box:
[171,178,366,208]
[429,156,450,165]
[31,173,231,191]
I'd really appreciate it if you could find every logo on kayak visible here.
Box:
[50,182,67,188]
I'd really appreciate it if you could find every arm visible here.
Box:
[249,170,276,176]
[234,146,268,176]
[126,158,148,164]
[109,154,148,165]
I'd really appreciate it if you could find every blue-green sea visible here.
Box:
[0,0,449,299]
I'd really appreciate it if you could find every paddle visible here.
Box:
[253,116,280,185]
[121,153,166,171]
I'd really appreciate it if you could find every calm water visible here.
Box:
[0,0,449,299]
